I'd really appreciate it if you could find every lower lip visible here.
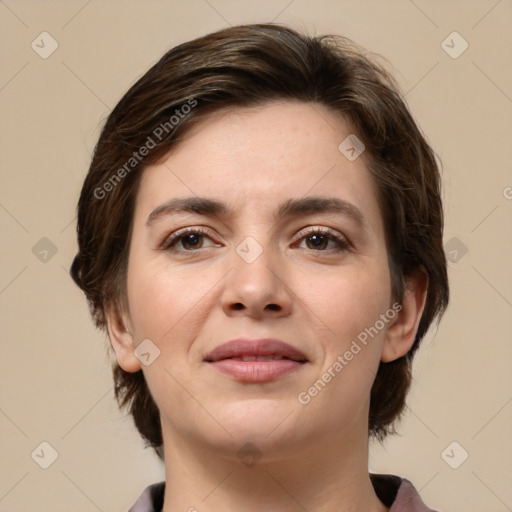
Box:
[207,359,305,382]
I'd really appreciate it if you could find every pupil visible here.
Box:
[309,234,325,248]
[185,234,200,247]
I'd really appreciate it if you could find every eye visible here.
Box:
[161,226,351,253]
[162,227,219,252]
[295,227,351,252]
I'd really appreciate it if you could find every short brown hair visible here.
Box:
[71,23,449,454]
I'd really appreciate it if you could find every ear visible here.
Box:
[104,301,142,373]
[381,267,429,363]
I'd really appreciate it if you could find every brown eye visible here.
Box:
[163,227,217,252]
[297,228,350,252]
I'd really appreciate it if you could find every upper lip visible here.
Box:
[204,338,308,362]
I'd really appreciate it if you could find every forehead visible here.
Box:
[134,101,382,230]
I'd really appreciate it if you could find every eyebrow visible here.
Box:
[146,196,366,228]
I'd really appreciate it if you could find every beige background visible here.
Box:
[1,0,511,511]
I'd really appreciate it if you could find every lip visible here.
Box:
[204,338,308,383]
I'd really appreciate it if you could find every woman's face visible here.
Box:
[111,101,406,458]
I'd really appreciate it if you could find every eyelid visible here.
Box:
[294,226,352,250]
[161,224,352,253]
[160,226,218,250]
[295,225,347,240]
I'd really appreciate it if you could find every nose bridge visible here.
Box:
[221,231,291,316]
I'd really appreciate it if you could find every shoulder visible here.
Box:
[127,475,440,512]
[370,473,440,511]
[126,481,165,512]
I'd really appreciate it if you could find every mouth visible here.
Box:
[216,355,303,361]
[204,338,308,382]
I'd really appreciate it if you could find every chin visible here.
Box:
[208,399,305,449]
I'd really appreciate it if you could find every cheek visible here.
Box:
[309,265,392,342]
[295,269,392,425]
[125,253,219,342]
[127,264,175,337]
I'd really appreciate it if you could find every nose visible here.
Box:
[221,239,293,319]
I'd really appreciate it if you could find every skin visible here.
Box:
[107,101,428,512]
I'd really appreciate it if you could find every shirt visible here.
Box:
[126,473,439,511]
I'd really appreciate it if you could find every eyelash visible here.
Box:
[161,226,351,253]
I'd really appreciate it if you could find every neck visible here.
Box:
[160,425,388,512]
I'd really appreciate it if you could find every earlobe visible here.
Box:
[381,268,429,363]
[104,302,142,373]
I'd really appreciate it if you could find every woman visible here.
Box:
[71,23,449,512]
